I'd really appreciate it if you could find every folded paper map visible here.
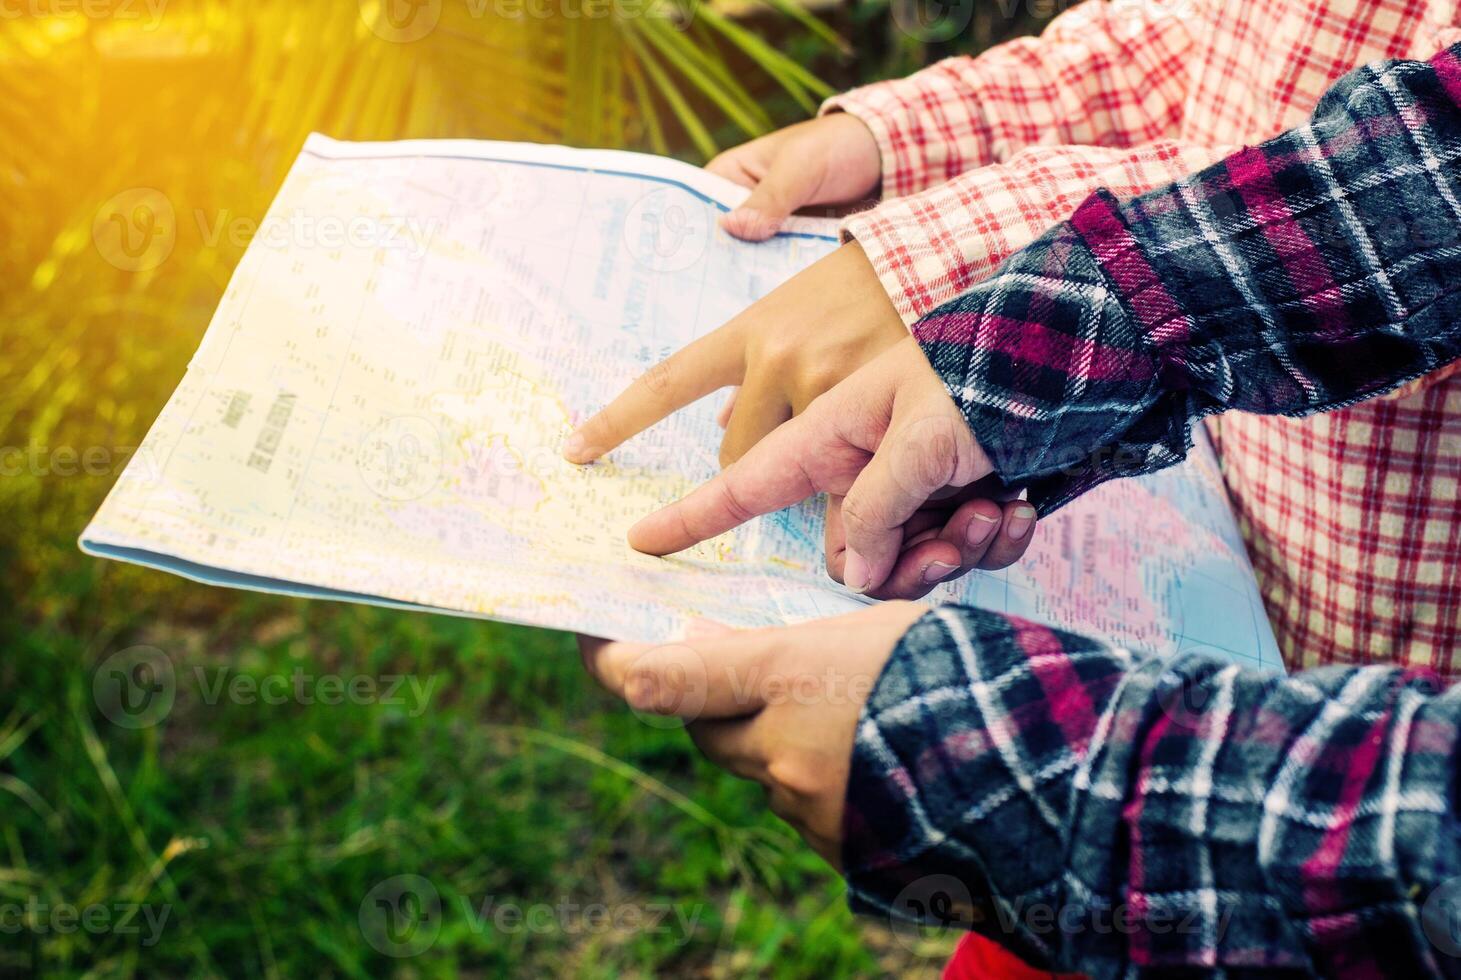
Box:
[81,134,1283,669]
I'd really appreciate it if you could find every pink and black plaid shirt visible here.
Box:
[823,0,1461,676]
[841,47,1461,975]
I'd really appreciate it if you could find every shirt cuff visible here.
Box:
[820,65,997,203]
[830,140,1236,329]
[841,606,1128,970]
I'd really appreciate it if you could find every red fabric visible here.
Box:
[943,934,1085,980]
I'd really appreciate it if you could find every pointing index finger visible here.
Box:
[628,410,831,555]
[564,326,743,464]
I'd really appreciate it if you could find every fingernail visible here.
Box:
[922,561,958,585]
[844,550,871,593]
[966,512,998,547]
[1007,504,1037,540]
[563,431,586,461]
[733,208,771,238]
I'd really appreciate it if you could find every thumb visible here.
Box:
[720,155,823,242]
[840,410,989,593]
[621,632,774,720]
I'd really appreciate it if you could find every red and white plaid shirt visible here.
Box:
[824,0,1461,677]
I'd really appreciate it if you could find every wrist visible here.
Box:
[838,241,907,339]
[817,112,882,198]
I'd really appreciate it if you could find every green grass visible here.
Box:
[0,3,1064,970]
[0,418,954,978]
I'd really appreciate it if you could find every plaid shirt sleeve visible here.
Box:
[837,139,1236,324]
[822,0,1204,199]
[916,45,1461,515]
[819,0,1216,323]
[844,606,1461,976]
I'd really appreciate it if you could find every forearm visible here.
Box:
[917,45,1461,513]
[845,606,1461,976]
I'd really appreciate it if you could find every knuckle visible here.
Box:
[639,359,675,397]
[717,478,756,526]
[898,422,960,491]
[755,337,797,373]
[766,754,817,798]
[794,366,844,406]
[839,494,883,536]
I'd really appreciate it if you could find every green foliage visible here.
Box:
[2,562,953,975]
[0,3,959,976]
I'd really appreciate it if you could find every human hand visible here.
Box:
[707,114,881,241]
[563,241,905,468]
[619,337,1035,595]
[579,601,928,866]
